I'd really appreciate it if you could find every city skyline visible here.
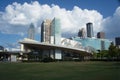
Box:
[0,0,120,50]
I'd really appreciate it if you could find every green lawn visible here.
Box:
[0,62,120,80]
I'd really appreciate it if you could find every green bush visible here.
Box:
[41,57,54,62]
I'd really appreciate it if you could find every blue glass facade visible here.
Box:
[51,18,61,45]
[50,18,62,59]
[72,37,111,51]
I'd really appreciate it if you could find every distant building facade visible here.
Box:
[72,37,111,51]
[115,37,120,48]
[0,45,4,51]
[78,28,86,38]
[97,32,105,39]
[41,19,52,43]
[86,22,94,38]
[75,23,111,51]
[28,23,35,40]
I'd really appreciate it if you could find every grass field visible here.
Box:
[0,61,120,80]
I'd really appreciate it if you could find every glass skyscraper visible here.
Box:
[50,18,61,59]
[40,18,62,59]
[86,22,94,38]
[28,23,35,40]
[50,18,61,45]
[41,18,61,45]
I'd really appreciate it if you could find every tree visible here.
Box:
[116,47,120,59]
[92,51,97,59]
[100,50,108,59]
[108,43,118,59]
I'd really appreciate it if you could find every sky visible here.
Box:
[0,0,120,50]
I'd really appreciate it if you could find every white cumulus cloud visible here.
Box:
[102,7,120,39]
[0,1,119,40]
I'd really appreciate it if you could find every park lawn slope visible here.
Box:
[0,62,120,80]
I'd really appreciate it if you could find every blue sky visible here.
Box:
[0,0,120,50]
[0,0,119,17]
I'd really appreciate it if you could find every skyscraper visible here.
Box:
[86,22,94,38]
[41,18,61,45]
[78,28,86,38]
[50,18,61,45]
[50,18,61,59]
[97,32,105,39]
[41,19,51,43]
[41,18,62,59]
[115,37,120,47]
[28,23,35,40]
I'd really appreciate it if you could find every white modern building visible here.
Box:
[19,18,91,61]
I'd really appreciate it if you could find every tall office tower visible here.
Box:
[78,28,86,38]
[50,18,61,45]
[115,37,120,47]
[50,17,61,59]
[86,22,94,38]
[97,32,105,39]
[41,19,52,43]
[28,23,35,40]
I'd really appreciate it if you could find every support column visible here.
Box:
[20,44,24,55]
